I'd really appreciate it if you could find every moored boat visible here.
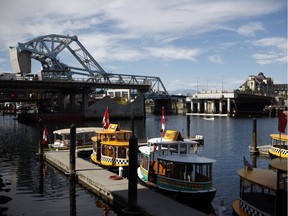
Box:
[232,158,287,216]
[49,127,101,149]
[203,116,214,120]
[137,130,216,205]
[268,134,288,159]
[90,124,132,172]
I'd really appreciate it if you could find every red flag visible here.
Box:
[278,111,287,133]
[102,107,110,129]
[43,126,48,145]
[161,107,165,137]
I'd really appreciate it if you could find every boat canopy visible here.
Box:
[53,127,101,135]
[237,168,277,190]
[159,154,216,164]
[269,158,288,172]
[270,134,288,142]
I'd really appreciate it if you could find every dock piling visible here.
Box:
[69,124,76,180]
[38,119,44,160]
[122,116,139,215]
[187,115,190,138]
[250,118,259,155]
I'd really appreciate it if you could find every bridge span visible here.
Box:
[0,34,175,120]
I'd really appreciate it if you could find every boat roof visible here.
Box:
[237,168,277,190]
[269,158,288,172]
[95,123,131,134]
[95,128,132,134]
[100,140,129,146]
[53,127,102,135]
[148,137,198,145]
[270,133,288,141]
[158,154,216,164]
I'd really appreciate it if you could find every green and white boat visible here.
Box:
[137,130,216,205]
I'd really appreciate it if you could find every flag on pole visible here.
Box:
[278,111,287,133]
[43,126,48,145]
[161,107,165,137]
[102,107,110,129]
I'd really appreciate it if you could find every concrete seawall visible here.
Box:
[84,95,145,119]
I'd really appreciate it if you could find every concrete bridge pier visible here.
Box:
[81,93,88,114]
[69,93,76,112]
[219,99,223,114]
[227,98,231,115]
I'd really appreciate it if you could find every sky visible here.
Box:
[0,0,287,93]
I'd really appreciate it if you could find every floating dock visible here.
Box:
[44,150,206,216]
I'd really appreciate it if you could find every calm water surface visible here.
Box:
[0,114,278,215]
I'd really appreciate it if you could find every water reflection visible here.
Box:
[0,116,118,216]
[0,115,278,215]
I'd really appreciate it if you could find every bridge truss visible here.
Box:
[10,34,168,95]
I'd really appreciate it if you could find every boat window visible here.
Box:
[117,147,126,158]
[140,154,149,170]
[123,132,131,141]
[102,145,107,155]
[108,146,115,157]
[271,137,287,148]
[108,134,116,141]
[101,145,114,157]
[92,142,97,151]
[179,144,188,154]
[194,164,212,182]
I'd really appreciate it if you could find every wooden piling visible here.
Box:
[122,116,139,215]
[250,118,259,155]
[69,124,76,179]
[187,115,191,138]
[38,119,44,160]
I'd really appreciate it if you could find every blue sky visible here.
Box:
[0,0,287,92]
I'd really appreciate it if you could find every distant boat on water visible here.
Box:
[203,116,214,120]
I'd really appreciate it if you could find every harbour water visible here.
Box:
[0,114,278,215]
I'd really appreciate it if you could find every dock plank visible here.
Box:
[44,151,206,216]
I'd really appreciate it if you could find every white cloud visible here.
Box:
[252,37,287,64]
[208,55,223,64]
[253,37,287,51]
[145,46,202,61]
[236,22,265,37]
[0,0,286,83]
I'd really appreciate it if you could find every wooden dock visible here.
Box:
[44,150,207,216]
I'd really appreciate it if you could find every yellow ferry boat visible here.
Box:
[268,133,288,159]
[232,158,287,216]
[90,124,132,171]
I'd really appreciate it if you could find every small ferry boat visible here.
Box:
[49,127,101,149]
[137,130,216,205]
[268,133,288,159]
[232,158,287,216]
[90,124,132,171]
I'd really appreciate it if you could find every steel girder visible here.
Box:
[13,34,169,95]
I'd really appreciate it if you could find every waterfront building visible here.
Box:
[239,72,274,96]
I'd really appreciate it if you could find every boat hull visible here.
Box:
[137,168,216,205]
[268,147,288,159]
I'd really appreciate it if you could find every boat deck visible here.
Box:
[44,150,207,216]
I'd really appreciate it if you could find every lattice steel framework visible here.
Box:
[11,34,168,95]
